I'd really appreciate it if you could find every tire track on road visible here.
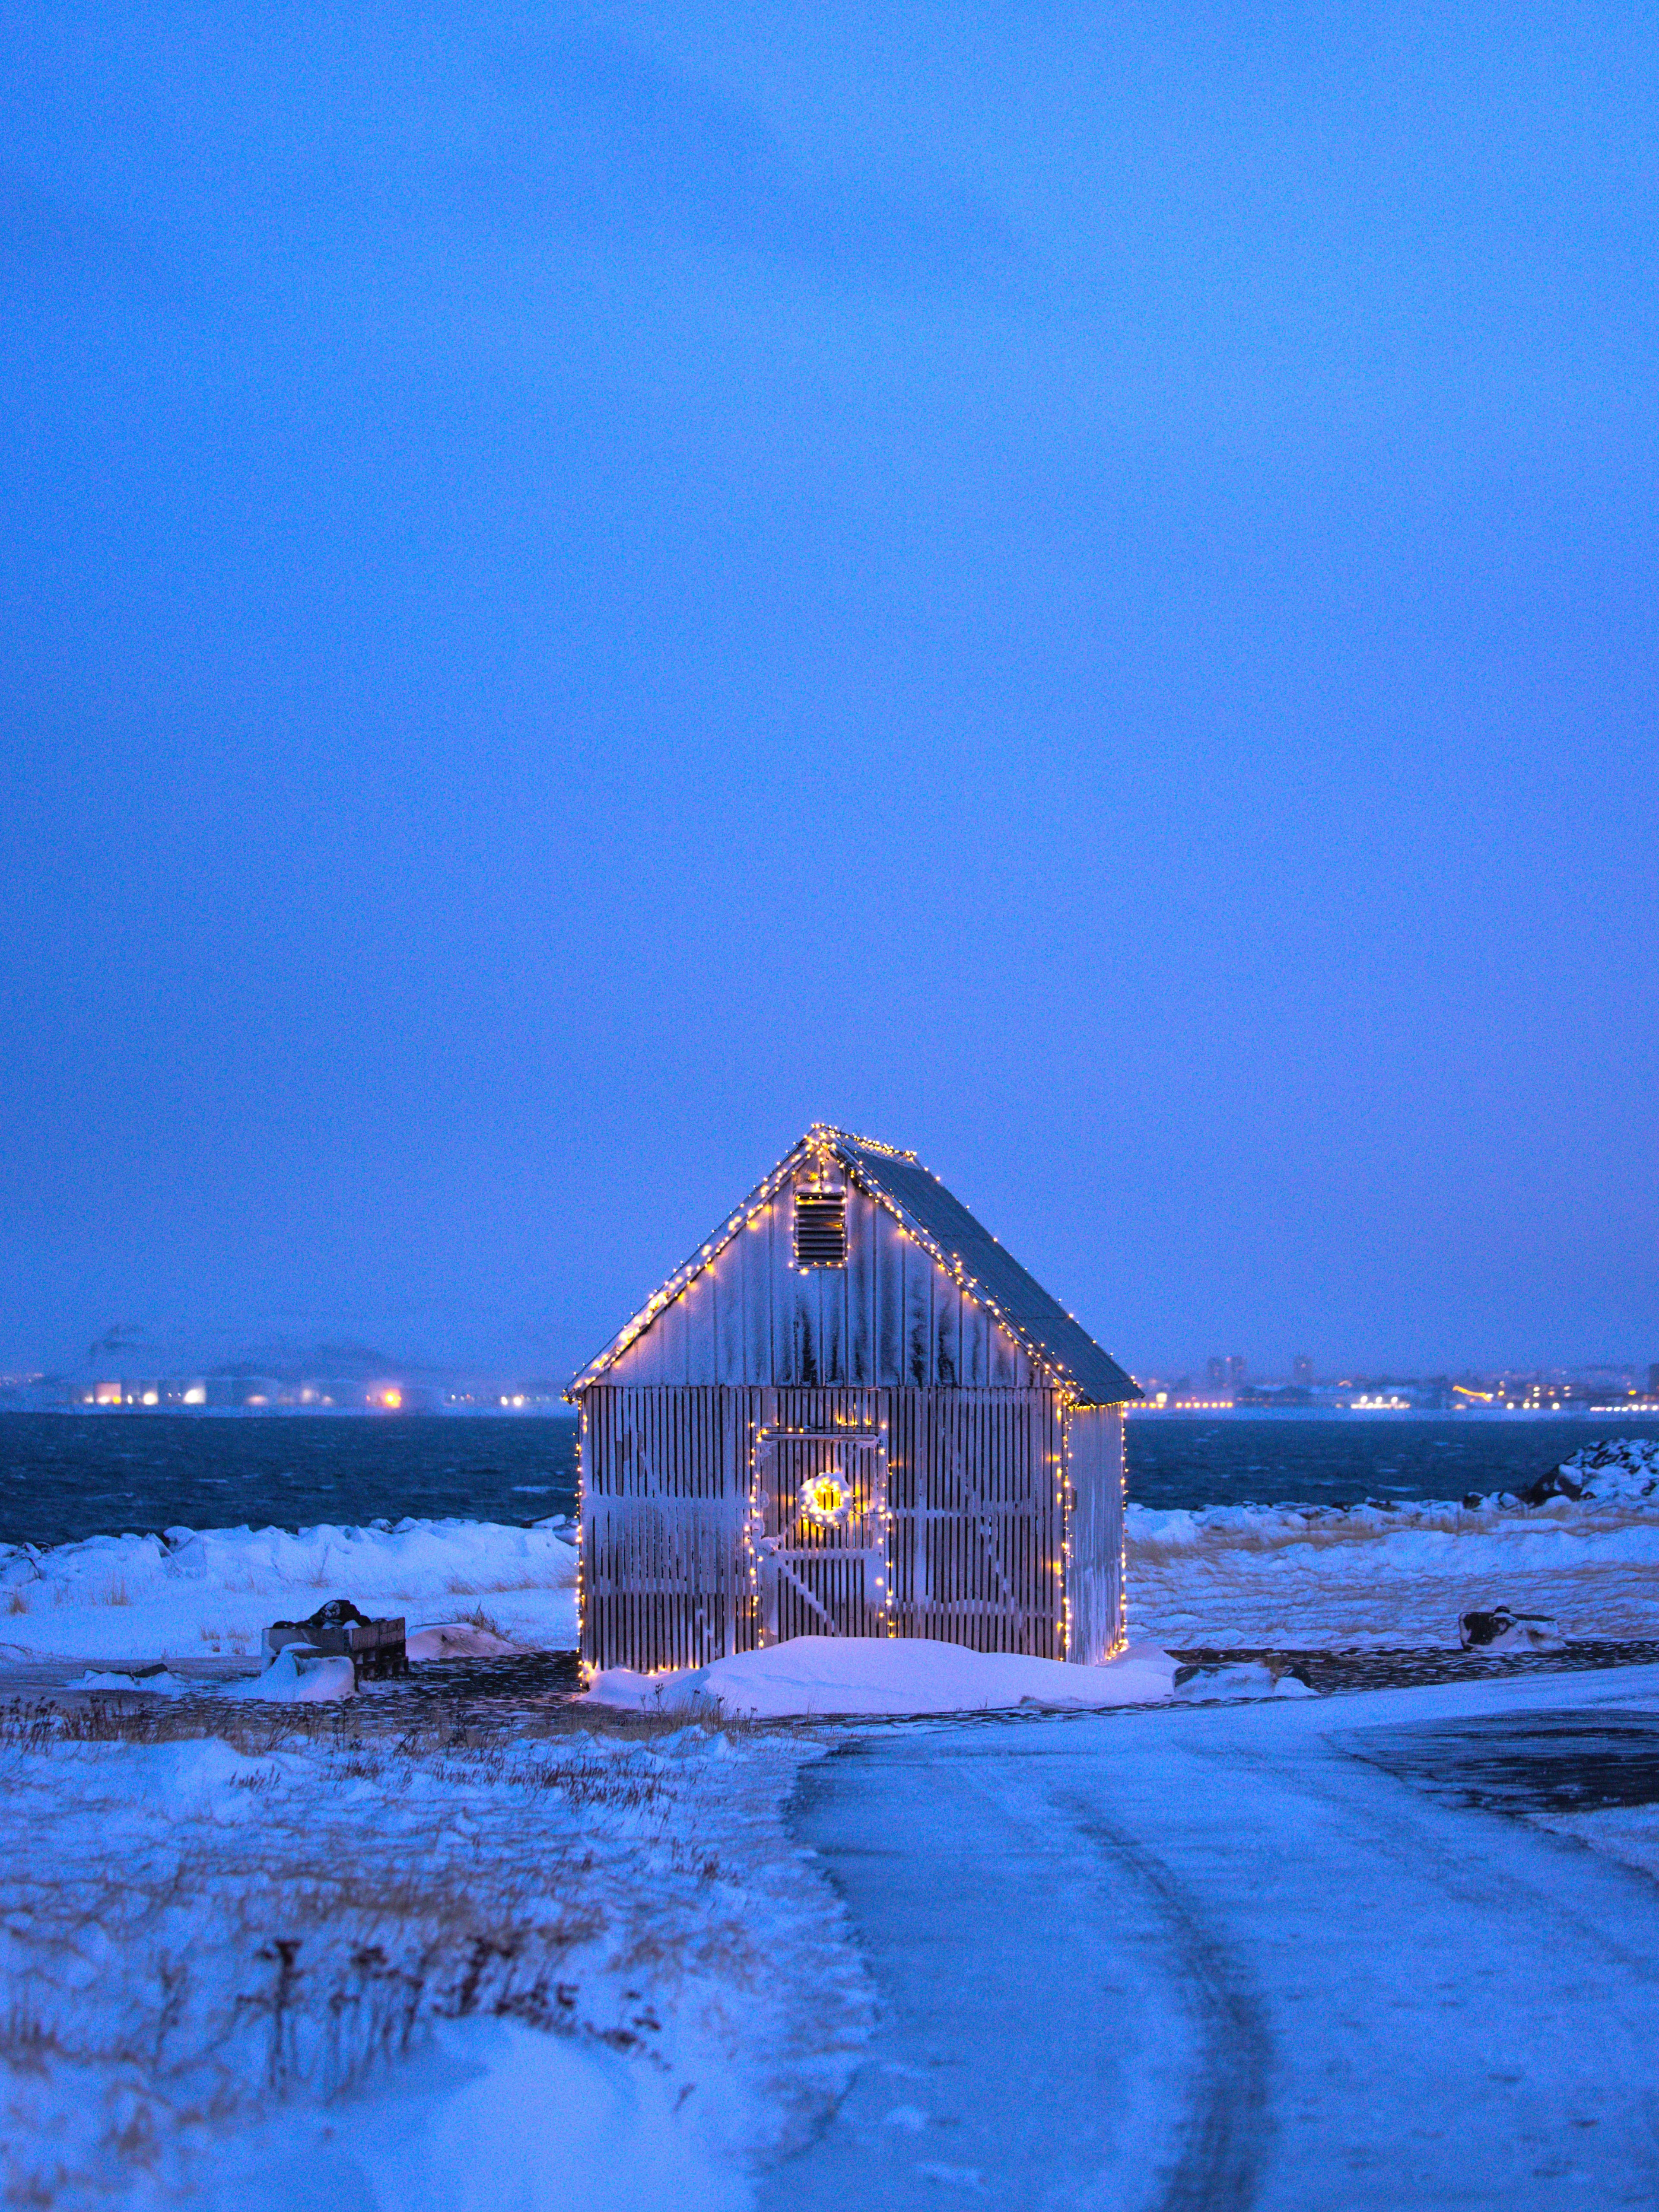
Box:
[1064,1801,1271,2212]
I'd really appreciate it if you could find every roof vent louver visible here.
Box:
[794,1191,847,1269]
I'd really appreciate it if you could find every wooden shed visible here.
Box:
[568,1124,1141,1676]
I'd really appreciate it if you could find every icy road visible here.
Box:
[761,1665,1659,2212]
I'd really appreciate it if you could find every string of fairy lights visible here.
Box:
[567,1124,1099,1404]
[572,1125,1133,1672]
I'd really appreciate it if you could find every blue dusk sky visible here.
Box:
[2,3,1656,1380]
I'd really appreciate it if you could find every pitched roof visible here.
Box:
[830,1131,1141,1406]
[567,1124,1141,1406]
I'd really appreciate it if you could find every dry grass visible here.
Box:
[0,1700,783,2193]
[0,1672,833,2212]
[0,1693,746,1760]
[443,1575,570,1598]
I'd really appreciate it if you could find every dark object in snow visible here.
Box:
[1518,1465,1587,1506]
[1459,1606,1565,1656]
[263,1597,408,1679]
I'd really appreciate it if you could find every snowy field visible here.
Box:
[0,1703,869,2210]
[0,1516,579,1667]
[1128,1493,1659,1649]
[14,1672,1659,2212]
[1128,1437,1659,1649]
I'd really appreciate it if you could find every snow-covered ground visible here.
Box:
[0,1706,869,2210]
[6,1438,1659,2207]
[15,1665,1659,2209]
[0,1517,578,1666]
[1533,1802,1659,1883]
[1128,1437,1659,1649]
[1128,1494,1659,1649]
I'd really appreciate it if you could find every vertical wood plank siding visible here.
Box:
[1065,1406,1127,1664]
[581,1382,1072,1670]
[577,1162,1126,1674]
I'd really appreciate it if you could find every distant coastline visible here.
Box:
[1130,1403,1659,1421]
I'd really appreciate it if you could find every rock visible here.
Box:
[1544,1441,1659,1505]
[406,1620,520,1660]
[1459,1606,1566,1655]
[1173,1661,1319,1701]
[1518,1466,1586,1506]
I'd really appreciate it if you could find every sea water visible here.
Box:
[1131,1415,1659,1515]
[7,1411,1659,1550]
[0,1413,579,1548]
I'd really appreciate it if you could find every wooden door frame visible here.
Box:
[752,1424,890,1644]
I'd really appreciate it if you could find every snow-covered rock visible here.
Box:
[406,1621,521,1660]
[1523,1438,1659,1508]
[67,1647,358,1699]
[1173,1662,1317,1701]
[1458,1607,1565,1655]
[67,1666,199,1697]
[218,1646,358,1701]
[588,1637,1179,1719]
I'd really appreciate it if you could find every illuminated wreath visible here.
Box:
[798,1473,852,1527]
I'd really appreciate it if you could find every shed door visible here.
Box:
[754,1429,889,1643]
